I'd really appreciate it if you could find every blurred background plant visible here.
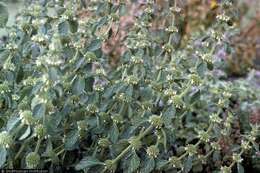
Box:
[77,0,260,76]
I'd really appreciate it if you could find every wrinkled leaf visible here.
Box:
[140,157,155,173]
[64,129,79,150]
[183,156,193,173]
[87,39,101,51]
[72,76,85,95]
[6,116,20,132]
[75,156,104,170]
[126,151,140,173]
[58,21,69,36]
[33,103,46,119]
[110,123,119,143]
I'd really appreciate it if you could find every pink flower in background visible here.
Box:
[137,0,147,5]
[214,48,228,61]
[255,70,260,78]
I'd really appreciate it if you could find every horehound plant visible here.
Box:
[0,0,259,173]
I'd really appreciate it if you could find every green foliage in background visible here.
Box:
[0,0,259,173]
[0,2,8,28]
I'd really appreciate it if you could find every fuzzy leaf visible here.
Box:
[0,2,8,28]
[33,103,46,119]
[72,76,85,95]
[127,151,140,173]
[183,156,193,173]
[0,147,7,168]
[64,129,79,150]
[58,21,69,36]
[19,125,31,141]
[237,163,244,173]
[87,39,101,51]
[110,123,119,143]
[75,157,104,170]
[140,157,155,173]
[6,116,20,132]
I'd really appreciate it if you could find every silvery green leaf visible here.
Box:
[64,129,79,150]
[0,146,7,168]
[237,163,244,173]
[87,39,101,51]
[126,151,140,173]
[58,21,69,36]
[155,159,168,170]
[140,157,155,173]
[33,103,46,119]
[72,76,85,95]
[6,116,20,132]
[110,123,119,143]
[183,156,193,173]
[19,125,31,140]
[75,156,104,170]
[0,2,8,28]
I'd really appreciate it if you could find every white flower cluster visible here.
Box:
[6,43,18,51]
[3,62,15,71]
[131,56,144,64]
[31,34,48,44]
[209,113,222,124]
[216,13,231,22]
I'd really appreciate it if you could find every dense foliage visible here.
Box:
[0,0,259,173]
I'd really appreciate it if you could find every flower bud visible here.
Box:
[190,74,201,86]
[198,130,210,142]
[170,6,181,13]
[241,140,250,150]
[77,120,88,131]
[84,52,97,63]
[172,95,183,108]
[35,124,47,138]
[198,155,207,164]
[86,104,99,114]
[232,153,243,163]
[112,114,124,124]
[0,82,10,94]
[162,43,173,53]
[184,144,197,156]
[105,159,116,171]
[209,113,222,124]
[250,125,258,137]
[149,115,163,129]
[165,26,178,33]
[220,166,231,173]
[146,145,159,158]
[168,156,182,168]
[129,136,142,150]
[0,131,12,148]
[26,152,40,168]
[20,110,34,125]
[211,142,221,151]
[98,138,111,148]
[217,99,225,108]
[124,75,139,85]
[93,84,104,92]
[131,56,143,64]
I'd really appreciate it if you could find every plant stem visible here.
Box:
[14,143,26,160]
[34,138,41,153]
[102,125,153,172]
[112,145,132,164]
[180,82,192,98]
